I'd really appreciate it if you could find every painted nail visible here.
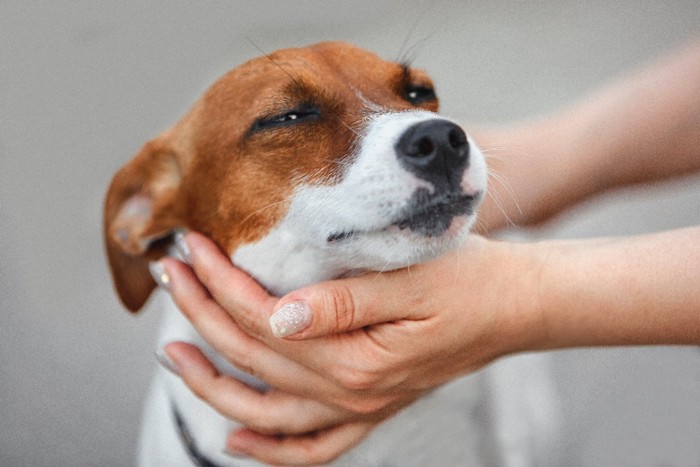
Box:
[148,261,171,291]
[155,347,180,376]
[269,301,312,337]
[174,230,191,264]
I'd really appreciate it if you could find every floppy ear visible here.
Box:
[104,138,186,312]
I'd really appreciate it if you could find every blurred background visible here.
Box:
[1,1,699,465]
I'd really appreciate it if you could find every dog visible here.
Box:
[105,42,492,466]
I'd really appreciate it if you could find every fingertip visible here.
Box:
[173,230,191,264]
[155,345,179,376]
[184,231,222,257]
[160,341,219,380]
[148,260,172,292]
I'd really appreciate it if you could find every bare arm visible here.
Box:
[478,39,700,231]
[535,227,700,349]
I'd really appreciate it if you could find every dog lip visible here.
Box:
[391,191,477,236]
[327,230,358,242]
[326,190,481,243]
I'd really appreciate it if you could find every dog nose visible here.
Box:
[395,119,470,190]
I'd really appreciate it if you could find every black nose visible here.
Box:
[395,119,470,191]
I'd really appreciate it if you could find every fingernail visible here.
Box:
[155,347,180,376]
[148,261,172,291]
[269,301,312,337]
[174,230,192,264]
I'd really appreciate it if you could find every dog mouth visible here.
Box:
[326,188,481,243]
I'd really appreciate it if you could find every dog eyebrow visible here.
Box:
[399,63,413,89]
[397,63,435,92]
[248,38,309,94]
[243,78,344,139]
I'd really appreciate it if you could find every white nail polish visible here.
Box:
[155,348,180,376]
[148,261,171,291]
[269,301,311,337]
[174,230,191,264]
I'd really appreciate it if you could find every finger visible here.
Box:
[269,268,426,340]
[159,258,345,402]
[159,256,264,379]
[226,422,376,466]
[180,231,278,340]
[163,342,358,435]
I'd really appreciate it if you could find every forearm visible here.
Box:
[478,39,700,232]
[560,39,700,189]
[533,226,700,349]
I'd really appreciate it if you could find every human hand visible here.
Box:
[155,231,545,463]
[158,233,415,464]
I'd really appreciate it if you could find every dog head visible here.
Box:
[104,41,487,311]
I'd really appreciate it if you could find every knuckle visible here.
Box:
[322,283,358,333]
[232,308,264,339]
[219,344,256,377]
[342,396,389,415]
[335,366,378,392]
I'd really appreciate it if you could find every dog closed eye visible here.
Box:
[251,104,322,132]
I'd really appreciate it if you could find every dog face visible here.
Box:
[104,42,487,310]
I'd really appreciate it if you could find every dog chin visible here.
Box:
[331,213,474,271]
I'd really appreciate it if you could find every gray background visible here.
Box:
[2,1,699,465]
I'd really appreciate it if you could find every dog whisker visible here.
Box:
[237,199,290,228]
[487,165,522,218]
[482,182,516,230]
[246,38,308,96]
[334,115,364,139]
[395,2,443,67]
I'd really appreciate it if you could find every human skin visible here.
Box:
[154,39,700,464]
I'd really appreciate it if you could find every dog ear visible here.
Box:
[104,138,185,312]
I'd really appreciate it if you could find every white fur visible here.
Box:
[139,111,522,466]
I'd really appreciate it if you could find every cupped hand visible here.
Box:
[158,234,413,464]
[157,232,544,463]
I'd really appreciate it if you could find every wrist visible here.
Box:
[524,238,603,350]
[482,239,551,357]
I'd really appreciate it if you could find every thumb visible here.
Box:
[269,272,412,340]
